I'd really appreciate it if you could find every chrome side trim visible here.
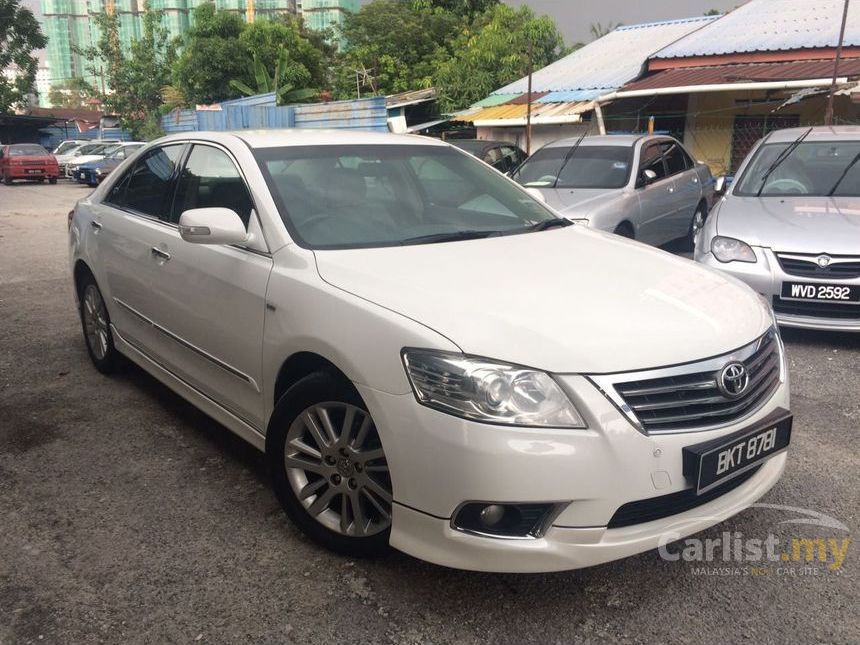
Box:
[114,325,265,439]
[588,328,784,436]
[113,298,260,392]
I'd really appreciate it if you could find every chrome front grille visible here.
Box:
[589,328,782,434]
[777,253,860,280]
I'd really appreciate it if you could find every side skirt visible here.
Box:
[112,325,267,452]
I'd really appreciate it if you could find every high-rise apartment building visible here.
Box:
[300,0,358,49]
[41,0,297,93]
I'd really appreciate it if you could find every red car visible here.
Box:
[0,143,59,185]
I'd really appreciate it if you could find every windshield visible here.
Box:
[734,141,860,197]
[10,144,49,156]
[512,145,632,189]
[255,144,558,249]
[76,144,103,155]
[53,141,81,154]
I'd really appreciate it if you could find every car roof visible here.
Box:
[762,126,860,144]
[545,134,663,149]
[155,129,451,149]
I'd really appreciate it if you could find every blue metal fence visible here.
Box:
[161,96,387,135]
[39,125,133,150]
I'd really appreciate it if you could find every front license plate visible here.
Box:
[683,409,792,494]
[26,169,42,174]
[781,282,860,304]
[79,172,86,179]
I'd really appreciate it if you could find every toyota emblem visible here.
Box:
[816,254,832,268]
[717,362,749,398]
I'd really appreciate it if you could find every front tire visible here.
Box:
[77,274,120,373]
[49,177,57,184]
[687,202,707,251]
[3,175,12,185]
[267,372,393,558]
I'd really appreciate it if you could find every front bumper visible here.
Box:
[74,168,99,185]
[696,247,860,332]
[357,369,790,573]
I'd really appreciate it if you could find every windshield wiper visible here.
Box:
[553,130,589,188]
[400,230,499,245]
[756,127,813,197]
[827,149,860,196]
[528,218,572,232]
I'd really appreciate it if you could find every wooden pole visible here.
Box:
[526,39,533,155]
[825,0,850,126]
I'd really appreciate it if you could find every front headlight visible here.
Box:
[711,236,757,263]
[402,349,586,428]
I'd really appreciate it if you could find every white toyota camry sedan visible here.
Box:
[69,130,791,573]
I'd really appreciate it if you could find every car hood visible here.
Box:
[313,227,770,374]
[717,195,860,254]
[532,187,624,216]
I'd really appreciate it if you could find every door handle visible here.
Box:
[90,220,102,230]
[150,247,171,261]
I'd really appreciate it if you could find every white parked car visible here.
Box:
[55,140,120,175]
[69,130,791,573]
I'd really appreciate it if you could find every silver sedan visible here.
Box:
[695,126,860,332]
[511,134,713,247]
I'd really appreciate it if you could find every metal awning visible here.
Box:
[453,101,594,127]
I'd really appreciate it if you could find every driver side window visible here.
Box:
[639,143,667,184]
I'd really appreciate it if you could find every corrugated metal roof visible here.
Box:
[471,93,522,107]
[492,16,717,95]
[623,59,860,91]
[535,90,605,103]
[454,101,592,125]
[654,0,860,59]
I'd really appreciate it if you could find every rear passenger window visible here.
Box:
[172,145,254,228]
[107,144,184,220]
[662,141,690,176]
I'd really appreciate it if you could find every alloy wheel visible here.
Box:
[82,284,109,360]
[284,402,392,537]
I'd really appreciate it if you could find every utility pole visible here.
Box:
[825,0,850,126]
[525,39,534,155]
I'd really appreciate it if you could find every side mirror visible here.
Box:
[179,207,247,245]
[714,176,731,195]
[641,169,658,184]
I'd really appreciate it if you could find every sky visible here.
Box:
[503,1,743,45]
[21,0,747,63]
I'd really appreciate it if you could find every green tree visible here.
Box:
[76,2,176,138]
[173,2,247,105]
[435,4,566,111]
[230,51,319,105]
[0,0,47,112]
[704,9,722,16]
[47,79,92,109]
[332,0,460,98]
[240,15,334,91]
[414,0,498,18]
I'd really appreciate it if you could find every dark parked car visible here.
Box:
[450,139,527,174]
[0,143,59,185]
[74,142,145,186]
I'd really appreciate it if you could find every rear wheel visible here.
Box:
[268,372,393,558]
[48,177,57,185]
[3,175,12,185]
